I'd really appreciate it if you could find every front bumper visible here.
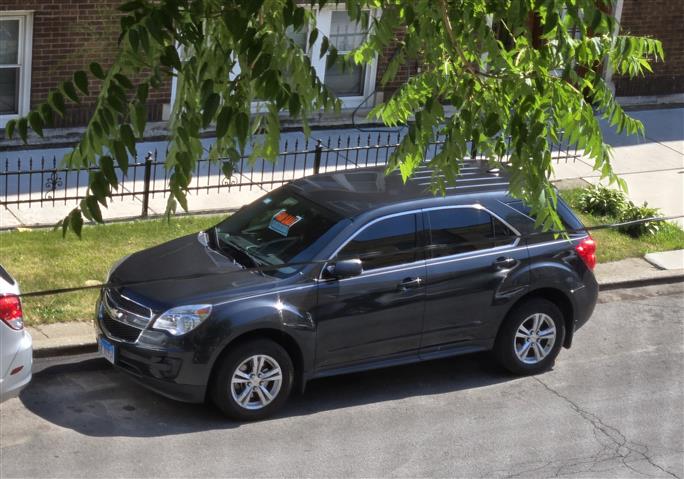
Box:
[95,301,207,403]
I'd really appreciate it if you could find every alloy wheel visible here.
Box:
[513,313,557,364]
[230,354,283,410]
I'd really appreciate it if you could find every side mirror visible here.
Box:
[325,258,363,279]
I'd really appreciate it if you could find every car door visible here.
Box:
[420,206,529,356]
[314,212,427,370]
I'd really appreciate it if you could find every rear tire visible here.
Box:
[494,298,566,375]
[210,339,294,421]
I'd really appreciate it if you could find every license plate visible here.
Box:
[99,337,116,364]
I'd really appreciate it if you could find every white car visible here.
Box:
[0,265,32,402]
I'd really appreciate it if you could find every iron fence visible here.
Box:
[1,130,579,218]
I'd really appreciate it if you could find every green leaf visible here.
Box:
[61,81,80,103]
[308,28,318,50]
[100,155,119,189]
[48,91,66,117]
[222,161,234,179]
[119,0,144,12]
[320,36,329,58]
[5,119,16,139]
[133,102,147,137]
[89,62,106,80]
[70,210,84,238]
[161,45,181,70]
[202,93,221,128]
[74,70,89,95]
[28,111,44,137]
[289,93,301,116]
[136,83,149,103]
[128,28,140,52]
[120,124,137,155]
[215,106,232,139]
[17,117,28,142]
[112,140,129,173]
[114,73,134,89]
[235,112,249,150]
[85,196,104,223]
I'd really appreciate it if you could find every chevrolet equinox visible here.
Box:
[96,163,598,420]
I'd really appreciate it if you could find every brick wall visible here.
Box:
[374,28,420,99]
[0,0,172,127]
[614,0,684,97]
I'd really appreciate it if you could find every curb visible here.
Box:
[598,273,684,291]
[33,343,97,359]
[31,274,684,360]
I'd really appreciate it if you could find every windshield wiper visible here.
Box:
[213,230,263,273]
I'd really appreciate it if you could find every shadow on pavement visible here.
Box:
[20,352,516,438]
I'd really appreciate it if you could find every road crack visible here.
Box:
[534,377,680,479]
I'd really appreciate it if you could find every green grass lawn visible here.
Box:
[560,188,684,263]
[1,214,223,326]
[2,190,683,325]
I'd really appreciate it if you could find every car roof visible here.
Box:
[288,161,511,219]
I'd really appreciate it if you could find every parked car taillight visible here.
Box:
[0,295,24,330]
[575,237,597,270]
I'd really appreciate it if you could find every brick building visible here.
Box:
[0,1,681,130]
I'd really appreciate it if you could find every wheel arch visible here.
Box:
[206,328,306,400]
[506,287,575,348]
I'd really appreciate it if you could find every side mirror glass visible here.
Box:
[325,258,363,279]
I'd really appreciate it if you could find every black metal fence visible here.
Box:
[1,131,579,218]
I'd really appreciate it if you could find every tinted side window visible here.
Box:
[339,214,417,270]
[427,208,514,258]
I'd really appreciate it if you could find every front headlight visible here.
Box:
[152,304,213,336]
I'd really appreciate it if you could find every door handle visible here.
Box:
[493,256,517,269]
[398,277,423,290]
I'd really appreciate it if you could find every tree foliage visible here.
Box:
[4,0,664,236]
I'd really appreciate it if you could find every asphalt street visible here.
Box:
[1,283,683,478]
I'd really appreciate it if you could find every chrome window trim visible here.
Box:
[215,236,587,306]
[318,204,522,281]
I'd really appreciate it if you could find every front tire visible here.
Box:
[210,339,294,421]
[494,299,566,375]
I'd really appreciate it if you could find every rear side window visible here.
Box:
[339,214,417,270]
[506,199,584,234]
[427,208,515,258]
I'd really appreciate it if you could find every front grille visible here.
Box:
[102,315,142,342]
[108,289,152,318]
[100,288,153,343]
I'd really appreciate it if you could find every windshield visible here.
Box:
[213,188,347,276]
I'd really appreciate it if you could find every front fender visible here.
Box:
[201,288,318,384]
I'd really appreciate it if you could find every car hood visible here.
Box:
[108,233,279,311]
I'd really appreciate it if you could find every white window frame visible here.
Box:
[0,11,33,128]
[167,6,379,114]
[314,6,379,109]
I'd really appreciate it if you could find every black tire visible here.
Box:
[493,298,566,375]
[210,339,294,421]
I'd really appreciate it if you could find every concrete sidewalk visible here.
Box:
[552,107,684,227]
[27,254,684,357]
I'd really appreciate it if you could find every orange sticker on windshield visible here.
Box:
[269,209,302,236]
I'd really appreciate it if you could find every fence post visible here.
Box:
[313,139,322,175]
[141,151,153,218]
